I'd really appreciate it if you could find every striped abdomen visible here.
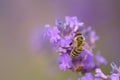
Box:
[70,47,83,58]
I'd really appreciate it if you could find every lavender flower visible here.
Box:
[81,73,93,80]
[94,63,120,80]
[109,62,120,80]
[45,25,61,44]
[110,62,120,74]
[31,16,120,80]
[95,68,108,79]
[95,51,107,65]
[94,77,102,80]
[109,73,120,80]
[59,36,72,48]
[73,66,120,80]
[45,16,107,74]
[58,53,72,71]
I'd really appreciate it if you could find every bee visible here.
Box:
[70,32,85,58]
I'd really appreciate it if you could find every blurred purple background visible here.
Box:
[0,0,120,80]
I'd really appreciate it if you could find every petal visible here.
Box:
[58,47,67,53]
[95,68,108,79]
[110,73,120,80]
[81,73,93,80]
[94,77,102,80]
[95,52,107,65]
[58,54,72,70]
[65,16,71,25]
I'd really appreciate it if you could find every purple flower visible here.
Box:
[94,77,102,80]
[31,16,120,80]
[110,62,120,74]
[44,16,107,74]
[81,73,93,80]
[59,36,72,47]
[76,72,103,80]
[65,16,77,27]
[65,16,84,27]
[82,27,99,49]
[45,25,61,44]
[58,47,67,53]
[89,31,99,45]
[95,51,107,65]
[58,53,72,71]
[79,49,95,72]
[95,68,108,79]
[109,73,120,80]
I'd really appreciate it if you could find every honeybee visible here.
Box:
[70,32,85,58]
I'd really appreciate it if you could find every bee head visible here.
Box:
[74,32,85,41]
[74,32,85,47]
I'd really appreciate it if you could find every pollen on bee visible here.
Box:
[75,65,83,72]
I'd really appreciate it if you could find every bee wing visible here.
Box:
[70,41,75,48]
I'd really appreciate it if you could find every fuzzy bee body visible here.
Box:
[70,32,85,58]
[70,48,82,58]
